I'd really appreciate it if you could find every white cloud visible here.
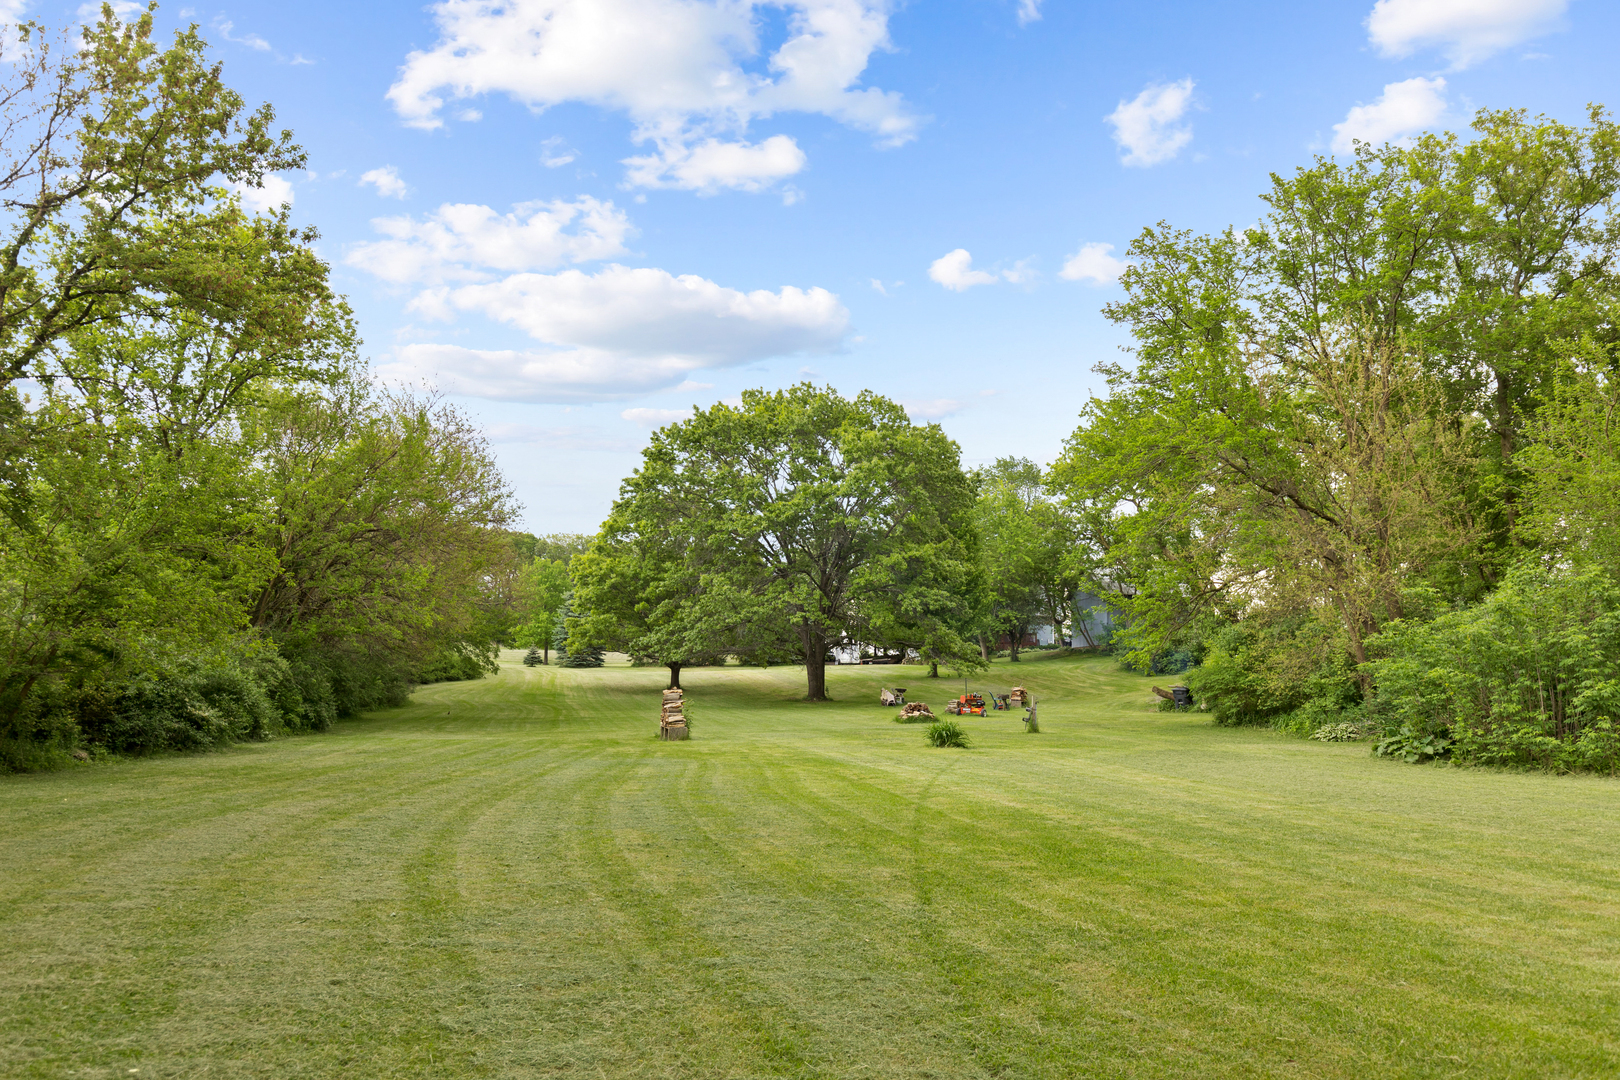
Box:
[1016,0,1042,25]
[620,407,691,427]
[214,18,271,51]
[377,265,850,402]
[0,0,26,44]
[541,136,577,168]
[386,0,918,190]
[232,174,293,213]
[1366,0,1566,68]
[902,398,967,420]
[928,249,998,292]
[928,249,1033,291]
[345,197,633,284]
[1000,259,1037,285]
[359,166,408,199]
[1105,78,1196,167]
[419,265,847,358]
[484,423,638,450]
[1060,241,1130,285]
[623,135,807,193]
[1331,76,1448,153]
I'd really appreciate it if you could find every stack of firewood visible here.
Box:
[1010,687,1028,706]
[898,701,934,721]
[660,689,689,740]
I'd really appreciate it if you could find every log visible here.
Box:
[1151,685,1174,701]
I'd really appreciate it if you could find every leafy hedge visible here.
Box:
[1368,565,1620,772]
[1183,610,1360,729]
[0,639,489,771]
[416,643,497,683]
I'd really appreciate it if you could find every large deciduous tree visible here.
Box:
[586,385,982,701]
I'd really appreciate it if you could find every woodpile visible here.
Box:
[1010,687,1028,705]
[899,701,934,721]
[660,689,689,740]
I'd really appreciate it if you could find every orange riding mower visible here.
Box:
[945,693,987,716]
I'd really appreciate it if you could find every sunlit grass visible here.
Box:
[3,651,1619,1077]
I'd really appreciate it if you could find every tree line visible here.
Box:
[1049,105,1620,769]
[0,10,519,768]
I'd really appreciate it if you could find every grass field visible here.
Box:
[4,653,1620,1078]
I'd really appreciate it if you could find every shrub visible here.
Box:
[87,677,238,754]
[523,647,544,666]
[1275,698,1359,738]
[0,679,88,771]
[282,656,339,731]
[1,636,440,769]
[1120,646,1199,675]
[925,719,969,747]
[1310,721,1364,743]
[1374,724,1452,763]
[1369,564,1620,771]
[275,646,409,729]
[417,643,494,683]
[1185,611,1359,727]
[557,645,606,668]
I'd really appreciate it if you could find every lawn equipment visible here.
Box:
[946,693,987,716]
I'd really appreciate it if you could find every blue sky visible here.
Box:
[28,0,1620,532]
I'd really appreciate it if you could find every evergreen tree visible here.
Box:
[552,593,605,668]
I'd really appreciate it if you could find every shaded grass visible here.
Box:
[3,653,1620,1077]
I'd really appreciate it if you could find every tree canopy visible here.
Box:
[1,8,520,768]
[1048,105,1620,766]
[574,385,984,700]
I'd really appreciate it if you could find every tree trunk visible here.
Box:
[928,661,939,678]
[1340,607,1373,693]
[800,623,829,701]
[1074,610,1097,650]
[978,634,988,661]
[666,662,682,690]
[1009,624,1025,662]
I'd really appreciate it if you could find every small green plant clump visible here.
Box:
[1310,722,1363,742]
[926,719,969,747]
[1375,724,1452,763]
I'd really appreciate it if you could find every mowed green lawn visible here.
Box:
[4,654,1620,1079]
